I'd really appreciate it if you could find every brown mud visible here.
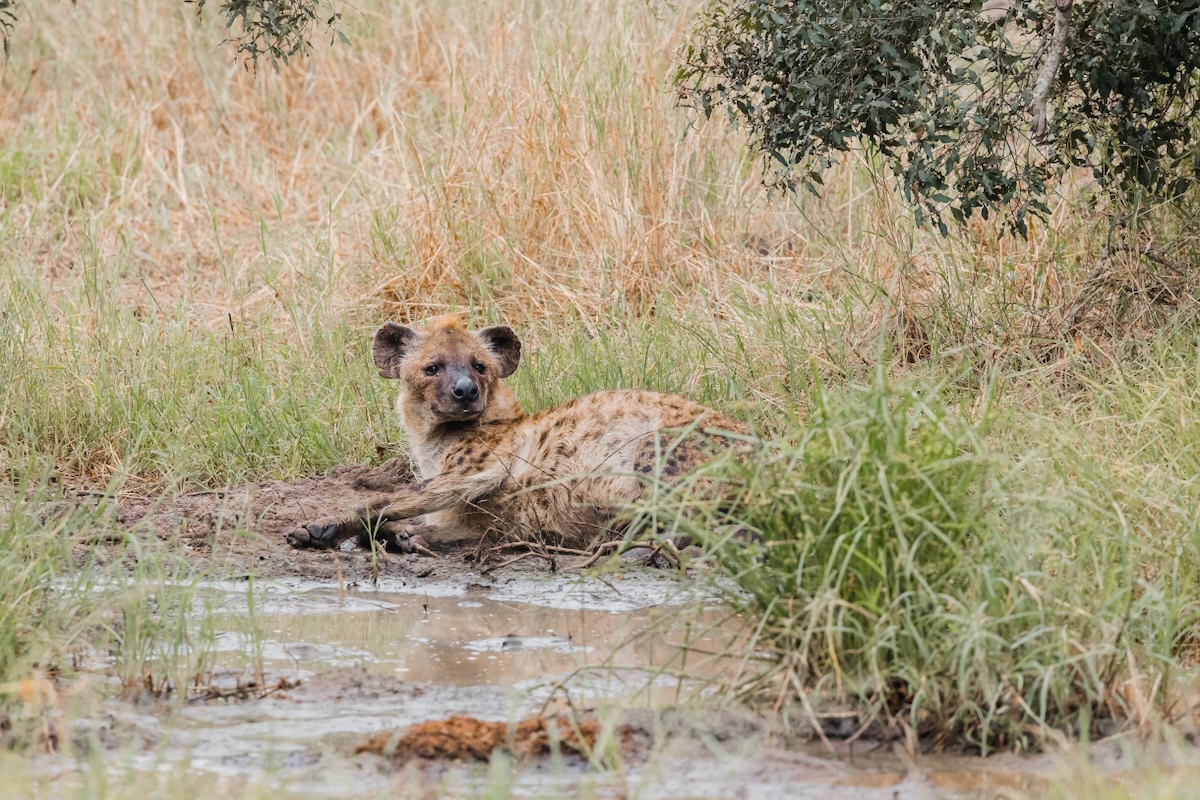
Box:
[104,458,419,580]
[83,457,681,582]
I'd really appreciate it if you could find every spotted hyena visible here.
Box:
[285,315,748,554]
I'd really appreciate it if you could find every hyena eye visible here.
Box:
[473,363,486,374]
[423,364,440,376]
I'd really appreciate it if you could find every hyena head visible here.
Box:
[372,315,521,425]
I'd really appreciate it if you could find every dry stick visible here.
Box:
[403,538,439,558]
[644,539,682,571]
[186,677,299,704]
[536,545,593,557]
[1029,0,1073,141]
[1063,244,1194,336]
[645,542,665,564]
[572,540,623,570]
[482,537,559,571]
[491,541,593,557]
[660,537,683,570]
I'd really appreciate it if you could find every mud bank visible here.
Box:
[106,458,421,581]
[65,457,685,582]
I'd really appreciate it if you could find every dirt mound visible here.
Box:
[355,714,612,762]
[97,458,423,580]
[67,457,677,580]
[117,457,415,539]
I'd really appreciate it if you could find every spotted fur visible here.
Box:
[285,316,748,554]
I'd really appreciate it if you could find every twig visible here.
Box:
[491,541,592,556]
[660,537,683,570]
[481,537,560,571]
[404,538,439,558]
[571,540,623,570]
[186,677,299,704]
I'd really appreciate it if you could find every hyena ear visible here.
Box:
[476,325,521,378]
[372,322,419,379]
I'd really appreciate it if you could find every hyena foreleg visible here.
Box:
[284,469,504,550]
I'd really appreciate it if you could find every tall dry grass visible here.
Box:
[0,0,1119,347]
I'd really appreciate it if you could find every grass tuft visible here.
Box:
[644,364,1200,750]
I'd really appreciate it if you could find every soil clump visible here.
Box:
[355,714,614,762]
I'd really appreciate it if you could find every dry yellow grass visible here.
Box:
[0,0,1113,349]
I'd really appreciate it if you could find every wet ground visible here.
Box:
[20,463,1200,798]
[72,576,751,797]
[29,570,1193,800]
[41,575,1079,799]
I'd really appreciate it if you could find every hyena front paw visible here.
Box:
[285,518,350,549]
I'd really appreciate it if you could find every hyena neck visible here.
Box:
[401,382,528,479]
[480,382,525,426]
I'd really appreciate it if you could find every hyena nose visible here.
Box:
[452,377,480,401]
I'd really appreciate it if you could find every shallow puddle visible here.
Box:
[41,569,750,797]
[24,569,1200,799]
[207,576,736,691]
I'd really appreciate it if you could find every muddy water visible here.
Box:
[57,570,757,797]
[34,568,1200,799]
[203,573,737,693]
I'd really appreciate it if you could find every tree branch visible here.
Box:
[0,0,17,57]
[1029,0,1073,141]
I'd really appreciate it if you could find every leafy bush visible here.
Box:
[0,0,15,55]
[202,0,347,67]
[676,1,1200,235]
